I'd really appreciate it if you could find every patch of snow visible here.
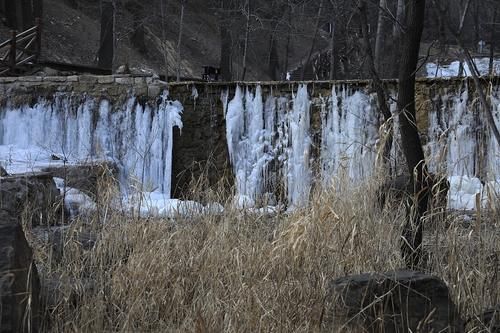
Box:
[426,57,500,78]
[448,176,482,210]
[53,178,96,217]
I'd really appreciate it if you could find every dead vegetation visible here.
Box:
[22,171,499,332]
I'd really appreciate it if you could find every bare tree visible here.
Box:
[217,0,233,81]
[300,0,323,80]
[357,0,392,165]
[240,0,250,80]
[160,0,171,80]
[176,0,186,81]
[397,0,428,268]
[374,0,387,73]
[98,0,115,69]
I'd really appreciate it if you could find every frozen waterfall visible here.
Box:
[0,91,183,196]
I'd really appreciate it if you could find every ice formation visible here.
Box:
[287,84,312,207]
[320,85,380,184]
[224,82,500,211]
[0,91,183,197]
[226,85,276,207]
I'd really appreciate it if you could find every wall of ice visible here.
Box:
[0,92,183,196]
[224,83,382,208]
[223,82,500,210]
[426,82,500,209]
[2,78,499,211]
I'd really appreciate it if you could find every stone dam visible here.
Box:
[1,75,499,209]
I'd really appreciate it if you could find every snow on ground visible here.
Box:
[426,57,500,78]
[53,177,97,218]
[0,144,83,174]
[448,176,500,211]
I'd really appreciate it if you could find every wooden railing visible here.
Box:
[0,18,41,76]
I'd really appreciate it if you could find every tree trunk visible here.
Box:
[240,0,250,81]
[358,0,392,167]
[390,0,404,78]
[374,0,387,74]
[301,0,323,80]
[284,1,292,78]
[160,0,170,80]
[397,0,428,268]
[219,0,232,81]
[268,35,280,80]
[329,0,336,80]
[21,0,33,29]
[5,0,17,29]
[176,0,186,81]
[489,7,497,75]
[126,1,146,54]
[33,0,43,20]
[98,0,115,69]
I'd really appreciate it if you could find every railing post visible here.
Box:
[35,18,41,62]
[9,29,16,73]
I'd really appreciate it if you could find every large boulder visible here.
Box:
[0,172,61,226]
[0,210,40,333]
[325,270,464,332]
[42,162,118,199]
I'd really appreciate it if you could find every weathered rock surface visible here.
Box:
[42,162,118,199]
[0,172,61,226]
[326,270,464,333]
[0,210,40,333]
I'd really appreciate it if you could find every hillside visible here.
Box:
[0,0,324,80]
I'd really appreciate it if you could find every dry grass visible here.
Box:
[26,175,500,332]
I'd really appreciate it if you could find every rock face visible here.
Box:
[0,172,61,226]
[326,270,464,333]
[42,162,117,199]
[0,210,41,333]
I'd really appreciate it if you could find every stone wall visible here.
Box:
[1,75,499,198]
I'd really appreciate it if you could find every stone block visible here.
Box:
[0,210,40,333]
[134,77,146,85]
[43,76,67,83]
[97,76,115,84]
[66,75,79,82]
[0,77,18,83]
[148,84,162,98]
[325,270,464,333]
[23,76,43,82]
[0,172,62,226]
[78,75,98,83]
[115,76,134,85]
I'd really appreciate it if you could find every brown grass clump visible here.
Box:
[28,176,499,332]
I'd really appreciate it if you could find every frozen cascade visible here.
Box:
[426,82,500,178]
[287,84,312,207]
[320,85,380,184]
[225,85,275,207]
[0,91,183,197]
[225,84,312,208]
